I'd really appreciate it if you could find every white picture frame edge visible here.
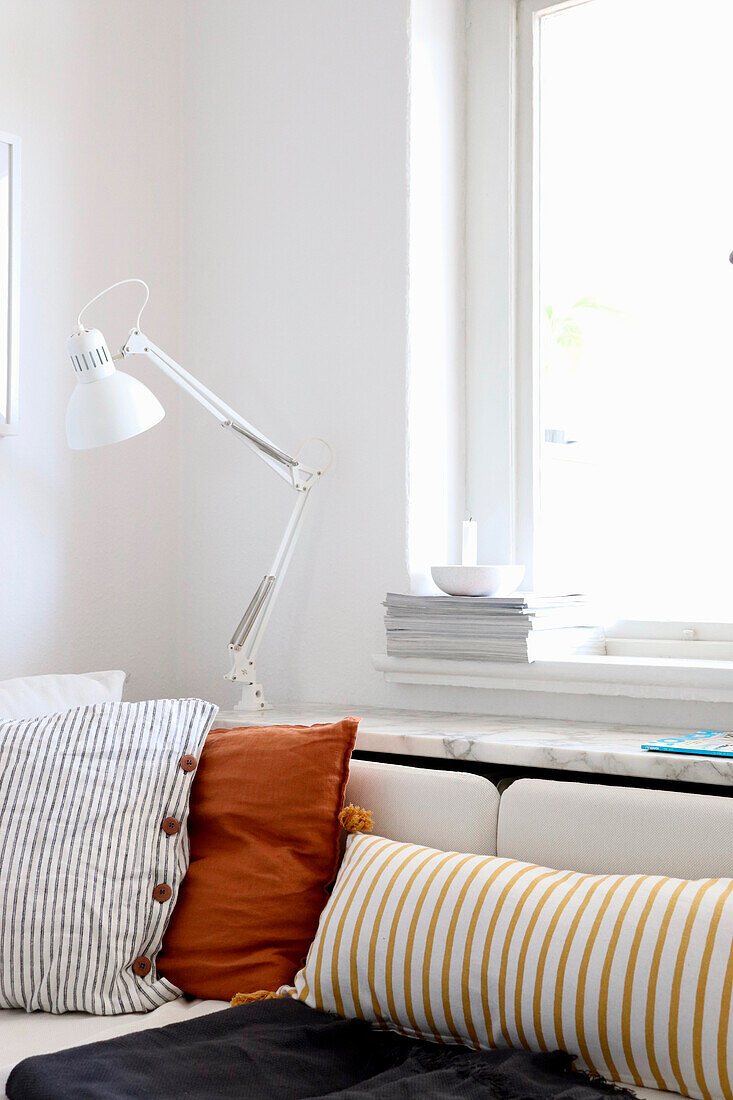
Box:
[0,130,20,436]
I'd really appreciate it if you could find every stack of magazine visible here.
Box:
[383,592,605,663]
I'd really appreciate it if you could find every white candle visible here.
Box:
[462,519,478,566]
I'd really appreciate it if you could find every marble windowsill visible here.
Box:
[213,704,733,788]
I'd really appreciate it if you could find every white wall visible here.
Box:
[0,0,183,700]
[174,0,413,709]
[3,0,730,732]
[0,0,415,713]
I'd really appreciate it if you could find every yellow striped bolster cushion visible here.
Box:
[283,832,733,1100]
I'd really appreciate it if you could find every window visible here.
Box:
[494,0,733,623]
[384,0,733,691]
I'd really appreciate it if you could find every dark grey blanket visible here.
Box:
[7,998,637,1099]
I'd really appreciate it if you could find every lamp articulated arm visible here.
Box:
[120,328,328,712]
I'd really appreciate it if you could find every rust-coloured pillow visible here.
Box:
[157,717,359,1001]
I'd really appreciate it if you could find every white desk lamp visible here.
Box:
[65,278,331,713]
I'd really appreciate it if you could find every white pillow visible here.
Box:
[0,697,217,1013]
[0,670,126,721]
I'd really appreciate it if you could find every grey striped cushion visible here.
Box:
[0,697,217,1014]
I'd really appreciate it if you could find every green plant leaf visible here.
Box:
[570,296,624,315]
[555,318,584,350]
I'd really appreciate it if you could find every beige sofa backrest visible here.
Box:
[345,759,499,855]
[497,777,733,878]
[347,760,733,880]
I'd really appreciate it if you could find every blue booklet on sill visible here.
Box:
[641,732,733,757]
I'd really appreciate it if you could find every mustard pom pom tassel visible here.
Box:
[231,990,281,1006]
[338,803,374,834]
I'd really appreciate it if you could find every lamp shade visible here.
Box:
[65,328,165,450]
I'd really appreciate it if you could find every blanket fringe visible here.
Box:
[231,990,281,1006]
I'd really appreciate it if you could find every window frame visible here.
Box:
[465,0,733,652]
[517,0,599,591]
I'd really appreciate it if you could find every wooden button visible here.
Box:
[153,883,172,903]
[162,817,180,835]
[179,754,197,772]
[132,956,151,977]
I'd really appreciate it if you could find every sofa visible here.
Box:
[3,757,732,1098]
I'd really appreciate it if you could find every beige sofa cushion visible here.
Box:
[346,759,499,854]
[497,778,733,878]
[0,999,227,1097]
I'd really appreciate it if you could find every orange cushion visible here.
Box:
[157,718,359,1000]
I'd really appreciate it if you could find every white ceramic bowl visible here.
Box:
[431,564,526,598]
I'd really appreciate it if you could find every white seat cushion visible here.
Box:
[346,759,499,854]
[0,1000,681,1098]
[0,998,228,1096]
[497,778,733,878]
